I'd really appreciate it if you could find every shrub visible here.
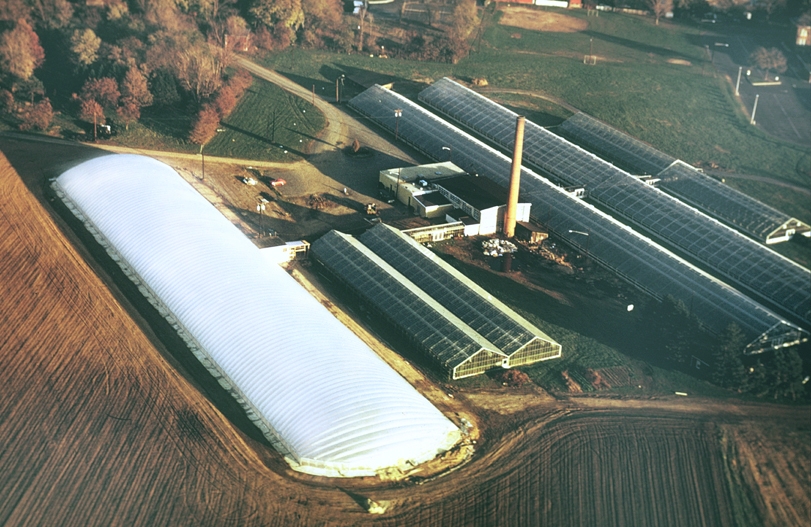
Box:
[189,104,220,144]
[214,86,237,117]
[18,98,53,131]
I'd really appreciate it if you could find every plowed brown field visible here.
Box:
[1,137,808,527]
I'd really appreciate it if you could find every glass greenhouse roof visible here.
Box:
[311,230,504,373]
[561,112,808,244]
[358,224,560,358]
[348,85,808,352]
[418,78,811,327]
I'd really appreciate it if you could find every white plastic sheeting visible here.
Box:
[54,154,460,477]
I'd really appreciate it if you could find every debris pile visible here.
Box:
[482,238,517,257]
[308,194,326,210]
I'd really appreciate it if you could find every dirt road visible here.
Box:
[236,57,424,200]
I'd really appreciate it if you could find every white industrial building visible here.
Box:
[53,154,461,478]
[379,162,530,236]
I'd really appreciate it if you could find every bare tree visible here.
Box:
[647,0,673,25]
[451,0,479,40]
[173,44,223,102]
[750,46,787,80]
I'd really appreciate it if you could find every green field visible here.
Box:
[205,79,324,161]
[104,77,324,162]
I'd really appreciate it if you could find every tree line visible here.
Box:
[638,295,808,401]
[0,0,481,139]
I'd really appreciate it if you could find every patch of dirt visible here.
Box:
[498,6,588,33]
[720,421,811,527]
[459,386,556,415]
[562,370,584,393]
[667,58,692,66]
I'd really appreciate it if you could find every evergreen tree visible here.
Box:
[712,323,747,390]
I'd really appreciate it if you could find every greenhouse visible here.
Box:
[418,78,811,326]
[349,84,809,353]
[561,112,811,245]
[53,154,461,478]
[358,224,561,367]
[311,230,508,379]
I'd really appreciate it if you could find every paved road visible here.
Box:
[705,28,811,146]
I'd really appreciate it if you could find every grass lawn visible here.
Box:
[106,77,324,162]
[206,78,324,161]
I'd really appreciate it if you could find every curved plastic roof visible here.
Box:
[54,154,459,477]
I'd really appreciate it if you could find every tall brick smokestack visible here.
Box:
[503,115,525,238]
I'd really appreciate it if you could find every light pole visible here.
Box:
[442,146,452,162]
[335,74,345,103]
[394,108,402,141]
[200,143,205,180]
[256,199,267,237]
[735,66,742,96]
[750,94,759,125]
[568,229,590,264]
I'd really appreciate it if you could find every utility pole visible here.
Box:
[335,74,345,103]
[200,143,206,180]
[199,128,224,180]
[256,201,266,237]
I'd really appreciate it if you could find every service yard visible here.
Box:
[2,123,809,526]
